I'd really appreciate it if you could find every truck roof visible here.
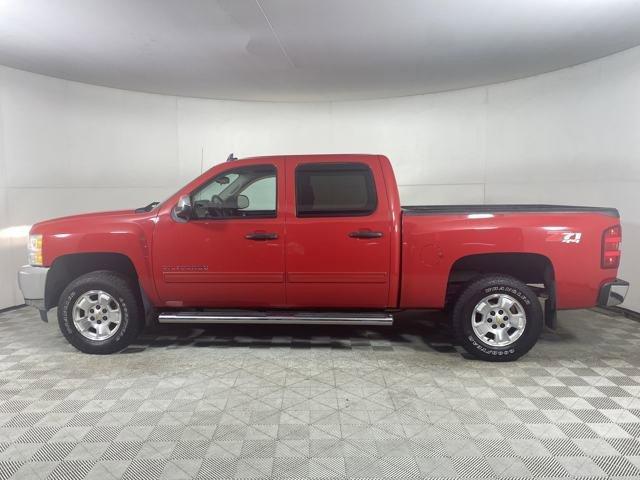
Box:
[238,153,383,163]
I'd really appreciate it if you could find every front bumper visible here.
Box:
[598,279,629,307]
[17,265,49,320]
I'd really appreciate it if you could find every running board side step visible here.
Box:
[158,310,394,326]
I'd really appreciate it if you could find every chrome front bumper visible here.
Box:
[17,265,49,320]
[598,279,629,307]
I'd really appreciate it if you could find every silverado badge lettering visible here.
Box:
[161,265,209,272]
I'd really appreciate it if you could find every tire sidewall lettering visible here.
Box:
[482,285,531,306]
[468,335,516,356]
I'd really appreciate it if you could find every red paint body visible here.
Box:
[32,155,621,311]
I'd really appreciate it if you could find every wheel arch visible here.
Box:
[44,252,146,311]
[446,252,556,325]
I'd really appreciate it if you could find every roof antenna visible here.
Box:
[226,152,238,162]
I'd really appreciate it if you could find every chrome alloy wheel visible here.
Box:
[72,290,122,341]
[471,293,527,347]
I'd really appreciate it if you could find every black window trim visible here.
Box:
[294,162,378,218]
[189,163,279,221]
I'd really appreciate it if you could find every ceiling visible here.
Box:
[1,0,640,102]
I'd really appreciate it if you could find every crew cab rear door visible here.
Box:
[284,156,392,308]
[152,159,286,308]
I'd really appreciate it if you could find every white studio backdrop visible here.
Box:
[0,45,639,311]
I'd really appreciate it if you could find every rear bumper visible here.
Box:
[598,279,629,307]
[17,265,49,317]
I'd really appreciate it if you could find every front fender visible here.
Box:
[35,214,159,305]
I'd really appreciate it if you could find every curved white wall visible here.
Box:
[1,46,639,311]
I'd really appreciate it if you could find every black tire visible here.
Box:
[57,271,142,354]
[452,275,543,361]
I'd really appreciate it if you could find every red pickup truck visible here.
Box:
[18,154,627,361]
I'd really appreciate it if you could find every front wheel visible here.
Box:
[58,271,142,354]
[452,275,543,361]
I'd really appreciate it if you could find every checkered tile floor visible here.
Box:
[0,306,640,479]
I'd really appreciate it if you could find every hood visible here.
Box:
[31,209,152,235]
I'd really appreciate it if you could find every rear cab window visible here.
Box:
[295,163,377,217]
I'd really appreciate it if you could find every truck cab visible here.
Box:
[153,155,397,310]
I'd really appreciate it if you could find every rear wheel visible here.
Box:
[58,271,142,354]
[452,275,543,361]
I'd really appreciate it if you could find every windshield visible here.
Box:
[148,157,243,213]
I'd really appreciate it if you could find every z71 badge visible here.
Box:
[546,231,582,244]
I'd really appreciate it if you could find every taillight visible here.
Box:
[602,225,621,269]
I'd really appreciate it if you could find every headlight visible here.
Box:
[28,234,43,266]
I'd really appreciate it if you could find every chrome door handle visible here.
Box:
[348,230,383,239]
[245,232,278,241]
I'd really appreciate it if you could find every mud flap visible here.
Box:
[543,266,557,330]
[544,297,557,330]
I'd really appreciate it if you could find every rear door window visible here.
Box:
[295,163,377,217]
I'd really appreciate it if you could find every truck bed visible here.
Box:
[402,204,619,217]
[399,203,621,310]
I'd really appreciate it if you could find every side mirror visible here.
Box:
[173,195,193,221]
[236,195,250,210]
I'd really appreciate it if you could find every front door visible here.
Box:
[284,157,392,308]
[152,159,286,308]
